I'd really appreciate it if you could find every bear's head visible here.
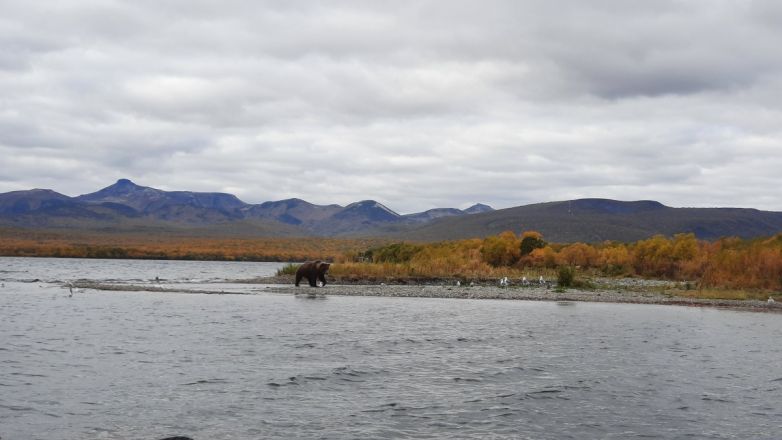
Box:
[317,262,331,274]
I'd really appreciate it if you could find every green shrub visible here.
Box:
[601,264,626,277]
[276,263,299,276]
[571,278,595,290]
[368,243,423,263]
[557,266,575,288]
[520,235,546,256]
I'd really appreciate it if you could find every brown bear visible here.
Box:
[295,260,331,287]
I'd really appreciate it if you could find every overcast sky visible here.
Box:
[2,1,782,213]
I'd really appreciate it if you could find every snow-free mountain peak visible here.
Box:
[464,203,494,214]
[336,200,400,222]
[6,180,774,242]
[77,178,247,213]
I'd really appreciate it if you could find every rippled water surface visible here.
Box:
[1,257,781,439]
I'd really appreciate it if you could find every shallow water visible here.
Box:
[0,256,280,284]
[1,257,781,439]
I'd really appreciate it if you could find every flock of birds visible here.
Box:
[498,276,548,287]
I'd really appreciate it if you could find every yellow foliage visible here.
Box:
[346,231,782,291]
[597,245,631,274]
[520,230,543,240]
[4,226,782,292]
[528,246,557,268]
[0,229,381,262]
[480,231,521,267]
[557,242,598,267]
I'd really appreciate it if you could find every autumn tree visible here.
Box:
[529,246,558,268]
[671,233,698,262]
[632,235,674,276]
[480,231,521,267]
[519,230,547,256]
[598,244,631,275]
[557,242,598,267]
[369,242,423,263]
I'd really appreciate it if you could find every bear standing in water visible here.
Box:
[295,261,331,287]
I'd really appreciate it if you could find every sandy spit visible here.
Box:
[68,278,781,312]
[266,284,781,312]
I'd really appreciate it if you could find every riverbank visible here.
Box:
[67,277,782,312]
[263,283,781,312]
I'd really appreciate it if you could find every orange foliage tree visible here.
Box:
[557,242,599,267]
[480,231,521,267]
[5,226,782,292]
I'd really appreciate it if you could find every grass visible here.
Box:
[0,228,385,262]
[673,288,779,301]
[276,263,299,276]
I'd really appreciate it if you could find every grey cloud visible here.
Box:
[1,0,781,213]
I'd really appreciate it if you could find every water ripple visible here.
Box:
[1,257,781,439]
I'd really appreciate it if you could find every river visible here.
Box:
[1,257,780,439]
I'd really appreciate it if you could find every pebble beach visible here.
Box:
[238,275,780,312]
[265,283,781,312]
[66,275,781,312]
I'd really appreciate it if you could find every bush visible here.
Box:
[571,278,595,290]
[368,242,423,263]
[276,263,299,276]
[557,266,575,288]
[480,231,521,267]
[520,231,546,256]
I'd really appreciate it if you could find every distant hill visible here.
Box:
[76,178,247,222]
[244,198,342,225]
[0,189,72,215]
[402,204,494,223]
[393,198,782,242]
[463,203,494,215]
[3,181,782,242]
[403,208,464,223]
[0,188,145,227]
[0,179,493,237]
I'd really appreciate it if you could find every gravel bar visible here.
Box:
[68,277,781,312]
[266,284,781,312]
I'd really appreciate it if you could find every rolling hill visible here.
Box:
[0,179,492,237]
[2,180,782,242]
[394,198,782,242]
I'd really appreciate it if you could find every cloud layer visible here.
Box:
[2,0,782,213]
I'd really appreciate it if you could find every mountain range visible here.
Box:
[0,179,493,236]
[2,179,782,242]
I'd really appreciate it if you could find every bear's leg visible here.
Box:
[318,273,327,287]
[308,275,317,287]
[295,273,302,287]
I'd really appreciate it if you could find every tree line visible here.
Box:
[2,227,781,291]
[337,231,782,291]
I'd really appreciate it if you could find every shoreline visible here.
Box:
[67,280,782,313]
[268,284,781,312]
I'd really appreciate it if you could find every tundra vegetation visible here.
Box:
[2,227,781,300]
[331,230,782,300]
[0,228,379,262]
